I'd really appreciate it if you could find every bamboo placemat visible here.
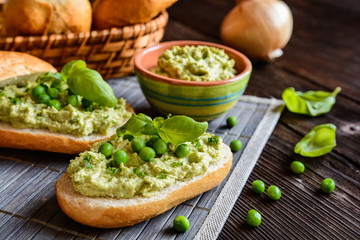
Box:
[0,77,283,240]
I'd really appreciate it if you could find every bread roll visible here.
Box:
[0,51,134,154]
[2,0,92,36]
[93,0,177,29]
[56,143,232,228]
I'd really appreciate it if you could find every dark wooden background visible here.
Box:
[164,0,360,239]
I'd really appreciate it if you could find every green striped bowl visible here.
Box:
[134,41,252,121]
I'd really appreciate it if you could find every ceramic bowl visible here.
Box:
[134,40,252,121]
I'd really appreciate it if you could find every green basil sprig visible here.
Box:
[282,87,341,116]
[61,60,87,81]
[294,123,337,157]
[67,67,118,107]
[117,114,208,144]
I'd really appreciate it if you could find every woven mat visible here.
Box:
[0,77,283,240]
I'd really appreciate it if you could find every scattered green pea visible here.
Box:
[139,147,156,162]
[67,95,78,107]
[290,161,305,174]
[113,150,128,166]
[146,135,160,147]
[38,94,50,104]
[226,116,237,128]
[267,185,282,200]
[123,134,134,141]
[48,99,61,110]
[175,144,190,158]
[230,140,242,152]
[153,139,167,155]
[51,80,62,89]
[131,138,146,152]
[173,215,190,232]
[46,88,59,99]
[99,142,114,158]
[246,209,261,227]
[321,178,335,193]
[252,180,265,194]
[82,98,93,108]
[32,85,45,98]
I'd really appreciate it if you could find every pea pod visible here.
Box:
[294,123,337,157]
[282,87,341,116]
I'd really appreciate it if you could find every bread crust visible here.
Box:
[93,0,177,29]
[0,104,134,154]
[56,143,232,228]
[0,51,57,87]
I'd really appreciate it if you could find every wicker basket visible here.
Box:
[0,11,168,79]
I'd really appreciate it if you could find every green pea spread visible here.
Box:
[67,133,223,198]
[0,81,131,136]
[152,45,237,82]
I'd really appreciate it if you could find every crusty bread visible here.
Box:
[56,143,232,228]
[0,51,57,87]
[0,51,134,154]
[92,0,177,29]
[2,0,92,36]
[0,104,134,154]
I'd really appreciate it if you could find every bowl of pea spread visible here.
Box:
[134,41,252,121]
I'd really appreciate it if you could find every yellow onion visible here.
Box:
[220,0,293,60]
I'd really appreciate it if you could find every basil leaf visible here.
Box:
[61,60,86,81]
[153,117,165,130]
[67,68,117,107]
[294,123,336,157]
[158,115,208,144]
[117,113,153,136]
[282,87,341,116]
[36,72,62,84]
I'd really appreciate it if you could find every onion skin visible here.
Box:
[220,0,293,60]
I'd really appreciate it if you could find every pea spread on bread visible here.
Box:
[67,114,225,198]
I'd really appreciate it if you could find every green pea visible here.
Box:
[252,180,265,194]
[246,209,261,227]
[11,98,21,105]
[230,140,242,152]
[175,144,190,158]
[38,94,50,104]
[226,116,237,128]
[48,99,61,110]
[290,161,305,174]
[98,142,114,158]
[51,80,62,89]
[146,135,160,147]
[153,139,167,155]
[113,150,128,166]
[123,134,134,141]
[32,85,45,98]
[131,138,146,152]
[173,215,190,232]
[82,98,93,108]
[40,84,49,91]
[67,95,78,107]
[46,88,59,99]
[267,185,282,200]
[321,178,335,193]
[139,147,156,162]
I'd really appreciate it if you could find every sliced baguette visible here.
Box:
[0,50,134,154]
[56,143,233,228]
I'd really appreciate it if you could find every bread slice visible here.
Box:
[56,143,232,228]
[0,51,134,154]
[0,104,134,154]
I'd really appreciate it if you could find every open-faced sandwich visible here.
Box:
[56,114,232,228]
[0,51,133,154]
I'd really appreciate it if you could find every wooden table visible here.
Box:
[165,0,360,239]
